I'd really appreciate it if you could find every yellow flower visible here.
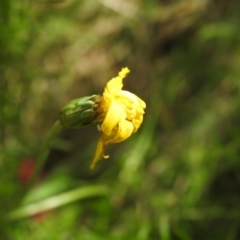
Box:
[90,67,146,169]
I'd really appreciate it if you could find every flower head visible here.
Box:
[90,67,146,169]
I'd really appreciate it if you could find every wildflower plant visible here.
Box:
[61,67,146,169]
[27,68,146,190]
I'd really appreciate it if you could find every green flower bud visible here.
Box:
[59,95,100,129]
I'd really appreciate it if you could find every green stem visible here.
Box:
[25,120,62,195]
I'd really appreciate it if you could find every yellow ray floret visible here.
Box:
[90,67,146,169]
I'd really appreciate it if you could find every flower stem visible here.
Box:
[25,120,62,195]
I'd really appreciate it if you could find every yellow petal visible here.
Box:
[104,77,123,97]
[106,119,134,144]
[118,67,130,78]
[90,136,107,169]
[116,90,146,121]
[132,115,143,132]
[103,68,130,97]
[118,90,140,105]
[101,101,126,135]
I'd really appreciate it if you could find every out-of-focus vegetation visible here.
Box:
[1,0,240,239]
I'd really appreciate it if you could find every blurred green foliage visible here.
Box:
[1,0,240,239]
